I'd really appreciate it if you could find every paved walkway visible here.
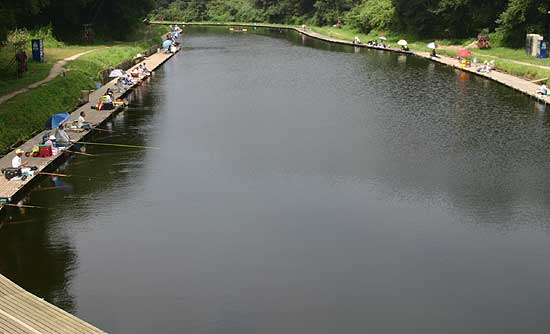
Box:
[0,49,102,105]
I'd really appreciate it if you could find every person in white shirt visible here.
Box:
[78,111,93,129]
[539,84,547,95]
[12,149,27,168]
[55,124,71,147]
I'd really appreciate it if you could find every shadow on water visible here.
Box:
[0,75,162,312]
[2,26,550,333]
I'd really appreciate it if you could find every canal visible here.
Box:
[2,26,550,333]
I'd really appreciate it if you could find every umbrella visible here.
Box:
[108,69,124,78]
[457,49,472,57]
[379,36,387,41]
[397,40,408,46]
[45,112,70,130]
[427,42,437,49]
[162,40,173,49]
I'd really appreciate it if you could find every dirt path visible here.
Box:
[0,48,103,105]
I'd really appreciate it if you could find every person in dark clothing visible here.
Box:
[15,50,28,77]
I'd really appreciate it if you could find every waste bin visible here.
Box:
[79,90,90,104]
[31,39,44,62]
[538,41,548,58]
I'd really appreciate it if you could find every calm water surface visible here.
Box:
[2,27,550,333]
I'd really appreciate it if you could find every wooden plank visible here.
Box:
[0,274,106,334]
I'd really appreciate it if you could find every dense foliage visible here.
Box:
[1,0,549,46]
[0,0,156,42]
[149,0,550,47]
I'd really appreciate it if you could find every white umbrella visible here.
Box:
[427,42,437,49]
[109,69,125,78]
[397,39,408,46]
[379,36,387,41]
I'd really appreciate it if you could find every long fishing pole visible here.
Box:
[79,141,160,149]
[1,203,46,209]
[91,127,112,132]
[38,171,70,177]
[66,150,96,157]
[37,171,99,180]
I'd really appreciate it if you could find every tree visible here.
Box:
[497,0,550,47]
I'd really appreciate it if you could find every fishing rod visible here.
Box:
[66,150,96,157]
[79,141,160,149]
[91,127,112,133]
[1,203,46,209]
[37,171,99,180]
[38,171,70,177]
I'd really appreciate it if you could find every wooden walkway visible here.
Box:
[153,21,550,105]
[0,48,178,208]
[0,274,105,334]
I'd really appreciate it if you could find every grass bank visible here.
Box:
[0,27,167,153]
[156,21,550,84]
[307,26,550,83]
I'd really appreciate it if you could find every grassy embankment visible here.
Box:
[156,21,550,84]
[155,21,550,84]
[0,27,166,153]
[309,26,550,83]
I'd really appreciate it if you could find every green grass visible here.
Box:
[0,45,98,96]
[0,27,168,154]
[276,23,550,83]
[0,26,165,97]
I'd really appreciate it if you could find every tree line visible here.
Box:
[150,0,550,47]
[1,0,549,47]
[0,0,156,42]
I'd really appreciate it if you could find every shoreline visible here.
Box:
[0,47,180,211]
[152,21,550,105]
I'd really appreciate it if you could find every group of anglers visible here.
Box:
[3,54,160,182]
[351,36,410,52]
[3,111,95,181]
[163,25,183,53]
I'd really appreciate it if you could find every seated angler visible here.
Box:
[115,77,126,92]
[78,111,94,129]
[99,92,114,110]
[141,62,151,74]
[539,83,548,96]
[55,124,72,147]
[122,74,134,86]
[12,149,29,169]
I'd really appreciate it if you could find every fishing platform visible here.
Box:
[0,43,179,334]
[0,273,105,334]
[0,47,179,210]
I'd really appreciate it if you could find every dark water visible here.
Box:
[2,27,550,333]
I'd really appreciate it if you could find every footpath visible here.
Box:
[0,48,102,105]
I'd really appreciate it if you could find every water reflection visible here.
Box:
[0,78,160,314]
[1,26,550,333]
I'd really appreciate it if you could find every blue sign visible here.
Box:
[31,39,44,62]
[538,41,548,58]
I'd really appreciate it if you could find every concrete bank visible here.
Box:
[152,21,550,105]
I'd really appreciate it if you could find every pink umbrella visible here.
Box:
[457,49,472,57]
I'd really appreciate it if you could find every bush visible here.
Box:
[345,0,396,34]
